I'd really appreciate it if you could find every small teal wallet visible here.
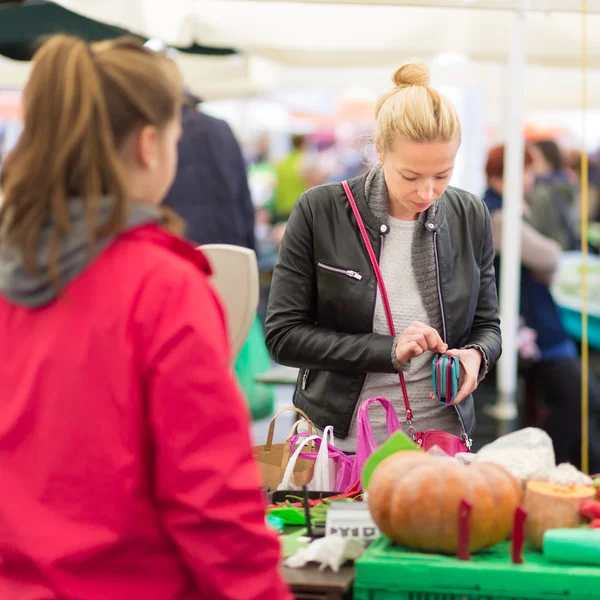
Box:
[431,353,460,405]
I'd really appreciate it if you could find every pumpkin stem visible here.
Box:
[457,499,472,560]
[512,506,527,564]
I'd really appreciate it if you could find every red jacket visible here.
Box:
[0,225,291,600]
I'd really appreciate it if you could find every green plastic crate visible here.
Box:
[354,536,600,600]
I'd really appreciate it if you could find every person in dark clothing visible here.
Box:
[163,100,255,250]
[527,139,579,251]
[485,144,600,473]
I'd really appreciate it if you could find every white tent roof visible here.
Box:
[274,60,600,114]
[196,2,600,69]
[229,0,600,9]
[54,0,600,68]
[3,1,597,109]
[3,49,599,112]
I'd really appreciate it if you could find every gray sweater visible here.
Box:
[335,165,462,451]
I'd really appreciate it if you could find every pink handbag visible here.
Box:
[341,180,471,456]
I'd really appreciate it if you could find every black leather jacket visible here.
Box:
[265,173,502,439]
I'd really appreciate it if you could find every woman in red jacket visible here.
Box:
[0,36,290,600]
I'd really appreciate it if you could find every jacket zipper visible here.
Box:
[317,262,363,281]
[301,368,310,390]
[433,230,471,449]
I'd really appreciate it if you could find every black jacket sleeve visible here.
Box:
[264,195,397,373]
[464,203,502,374]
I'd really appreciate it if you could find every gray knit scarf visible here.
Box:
[364,164,443,335]
[0,198,162,308]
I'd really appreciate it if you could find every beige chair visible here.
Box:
[199,244,259,361]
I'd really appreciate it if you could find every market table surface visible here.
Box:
[282,563,355,600]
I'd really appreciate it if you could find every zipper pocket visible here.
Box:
[317,262,363,281]
[301,368,310,390]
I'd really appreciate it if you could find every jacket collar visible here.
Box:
[345,167,445,235]
[120,225,212,276]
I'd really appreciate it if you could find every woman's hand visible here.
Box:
[445,347,482,405]
[395,321,447,366]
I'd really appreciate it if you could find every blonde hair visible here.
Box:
[375,61,461,152]
[0,35,183,280]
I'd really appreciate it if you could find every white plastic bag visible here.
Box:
[547,463,593,486]
[278,427,337,491]
[471,427,556,483]
[285,536,365,572]
[312,426,337,491]
[278,435,320,491]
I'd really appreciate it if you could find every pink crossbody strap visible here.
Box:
[341,180,414,425]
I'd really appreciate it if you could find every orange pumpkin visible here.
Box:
[367,451,522,554]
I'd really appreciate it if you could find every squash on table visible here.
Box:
[367,451,522,554]
[524,481,596,550]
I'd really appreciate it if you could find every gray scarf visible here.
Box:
[0,198,162,308]
[364,164,443,334]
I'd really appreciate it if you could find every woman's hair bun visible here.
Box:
[392,61,430,88]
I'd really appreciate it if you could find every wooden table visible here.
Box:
[282,564,355,600]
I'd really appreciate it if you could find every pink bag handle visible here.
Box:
[356,396,401,448]
[351,397,400,483]
[341,180,415,433]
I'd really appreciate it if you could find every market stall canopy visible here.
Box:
[0,1,236,60]
[0,1,141,60]
[3,41,600,110]
[221,0,600,8]
[0,1,242,101]
[274,60,600,115]
[54,0,600,68]
[4,0,600,108]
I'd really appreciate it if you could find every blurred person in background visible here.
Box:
[0,36,289,600]
[271,134,327,246]
[273,134,310,223]
[328,123,369,182]
[484,145,600,473]
[162,97,275,418]
[162,93,255,252]
[247,132,278,266]
[565,149,600,252]
[247,134,280,324]
[527,139,579,251]
[266,62,501,453]
[248,133,277,213]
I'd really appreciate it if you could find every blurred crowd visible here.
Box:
[237,131,600,325]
